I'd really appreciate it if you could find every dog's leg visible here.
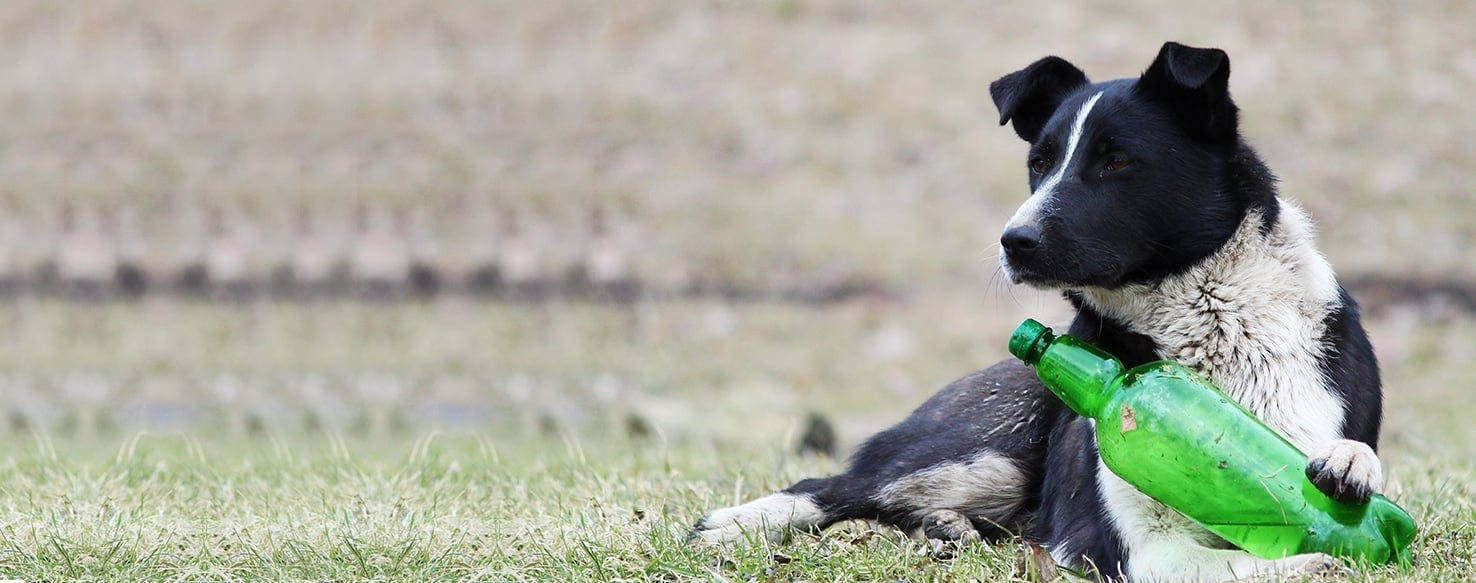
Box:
[692,360,1055,546]
[690,449,1030,545]
[877,449,1027,541]
[1305,438,1382,504]
[1102,467,1348,582]
[688,476,841,545]
[1129,540,1344,582]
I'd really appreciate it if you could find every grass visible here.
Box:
[0,296,1472,581]
[0,291,1468,581]
[0,425,1468,582]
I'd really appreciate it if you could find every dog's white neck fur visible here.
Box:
[1071,199,1350,580]
[1075,199,1344,450]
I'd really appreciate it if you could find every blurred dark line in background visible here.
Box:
[0,202,1469,315]
[6,201,902,304]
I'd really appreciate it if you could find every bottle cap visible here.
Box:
[1009,319,1054,363]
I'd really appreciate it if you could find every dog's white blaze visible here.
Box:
[1036,91,1104,199]
[1075,200,1354,580]
[1005,90,1105,230]
[691,492,826,544]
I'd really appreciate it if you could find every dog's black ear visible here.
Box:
[990,57,1089,142]
[1137,42,1238,148]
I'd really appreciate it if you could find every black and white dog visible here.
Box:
[691,42,1386,582]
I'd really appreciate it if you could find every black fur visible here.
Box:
[781,361,1062,537]
[1002,86,1243,287]
[1306,371,1382,512]
[990,57,1090,142]
[1322,287,1383,445]
[1029,302,1162,577]
[1033,413,1125,577]
[1135,42,1238,151]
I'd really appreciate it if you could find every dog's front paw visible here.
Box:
[688,506,764,546]
[1305,439,1382,504]
[687,493,825,545]
[689,504,768,545]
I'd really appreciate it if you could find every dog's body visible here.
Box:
[692,43,1385,582]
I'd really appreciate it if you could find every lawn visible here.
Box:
[0,296,1049,581]
[0,297,1471,582]
[0,428,1469,582]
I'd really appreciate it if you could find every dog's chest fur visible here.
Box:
[1076,201,1348,553]
[1080,201,1344,451]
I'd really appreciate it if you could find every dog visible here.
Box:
[689,42,1386,582]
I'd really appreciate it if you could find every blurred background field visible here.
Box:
[0,0,1473,580]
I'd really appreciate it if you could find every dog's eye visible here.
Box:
[1104,156,1133,172]
[1029,157,1051,175]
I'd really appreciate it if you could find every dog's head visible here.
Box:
[992,42,1270,290]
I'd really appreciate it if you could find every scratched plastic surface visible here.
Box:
[1009,319,1415,565]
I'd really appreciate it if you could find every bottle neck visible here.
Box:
[1009,320,1123,417]
[1034,336,1123,417]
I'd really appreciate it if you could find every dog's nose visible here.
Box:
[1001,225,1042,258]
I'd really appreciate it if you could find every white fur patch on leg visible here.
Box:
[690,492,826,545]
[875,451,1026,524]
[1306,438,1383,503]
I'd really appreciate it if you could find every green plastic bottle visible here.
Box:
[1008,319,1416,565]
